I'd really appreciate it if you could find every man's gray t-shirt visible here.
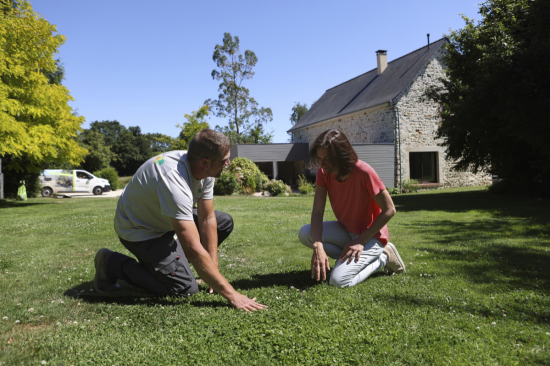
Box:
[114,151,214,242]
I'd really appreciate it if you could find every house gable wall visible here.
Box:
[395,46,491,187]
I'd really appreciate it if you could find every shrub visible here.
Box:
[118,176,133,190]
[297,174,315,195]
[93,167,119,190]
[386,186,401,195]
[214,171,238,196]
[228,157,268,194]
[0,156,41,199]
[265,180,287,196]
[402,179,419,193]
[254,172,269,192]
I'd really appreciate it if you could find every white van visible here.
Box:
[39,169,111,197]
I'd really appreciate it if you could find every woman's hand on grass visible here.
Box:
[311,243,330,281]
[340,238,364,264]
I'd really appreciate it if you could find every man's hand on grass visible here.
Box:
[227,292,267,312]
[311,243,330,281]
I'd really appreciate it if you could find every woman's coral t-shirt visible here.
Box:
[316,160,389,244]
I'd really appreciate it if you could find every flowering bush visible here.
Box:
[228,157,268,194]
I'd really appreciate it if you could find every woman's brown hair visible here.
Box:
[307,129,358,178]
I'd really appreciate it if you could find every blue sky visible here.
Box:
[31,0,482,143]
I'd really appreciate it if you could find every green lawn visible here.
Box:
[0,187,549,365]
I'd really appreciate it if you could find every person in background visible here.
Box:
[93,129,266,311]
[298,129,405,288]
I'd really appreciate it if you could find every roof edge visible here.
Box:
[326,37,447,93]
[390,38,448,104]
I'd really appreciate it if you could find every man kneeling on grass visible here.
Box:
[93,129,266,312]
[298,129,406,288]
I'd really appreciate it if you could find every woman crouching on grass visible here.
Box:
[298,129,405,288]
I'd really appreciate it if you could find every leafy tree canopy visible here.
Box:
[426,0,550,194]
[176,105,211,149]
[0,1,86,172]
[78,129,117,173]
[288,102,308,142]
[205,32,273,144]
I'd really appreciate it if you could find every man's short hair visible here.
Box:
[187,129,231,163]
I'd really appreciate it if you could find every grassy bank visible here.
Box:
[0,187,549,365]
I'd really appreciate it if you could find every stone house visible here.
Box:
[287,38,491,188]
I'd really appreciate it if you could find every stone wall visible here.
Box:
[395,46,491,188]
[292,104,394,145]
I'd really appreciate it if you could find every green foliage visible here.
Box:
[227,157,268,194]
[86,121,153,176]
[175,105,211,150]
[402,179,419,193]
[213,171,238,196]
[79,130,117,173]
[206,32,273,144]
[253,172,268,192]
[0,1,87,173]
[148,133,177,157]
[297,174,315,195]
[424,0,550,194]
[0,155,41,198]
[289,102,309,142]
[117,176,132,190]
[265,179,287,196]
[386,186,401,195]
[0,188,550,364]
[93,167,119,190]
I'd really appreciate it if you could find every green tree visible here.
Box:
[79,130,117,173]
[425,0,550,194]
[176,105,211,149]
[205,32,273,144]
[148,133,177,156]
[288,102,308,142]
[85,121,152,176]
[0,1,87,174]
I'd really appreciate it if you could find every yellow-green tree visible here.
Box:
[176,105,210,149]
[0,1,86,173]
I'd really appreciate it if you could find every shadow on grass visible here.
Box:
[0,199,56,209]
[393,189,549,223]
[376,292,549,325]
[64,281,229,308]
[404,217,550,290]
[230,270,322,290]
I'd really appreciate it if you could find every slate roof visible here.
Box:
[288,38,448,132]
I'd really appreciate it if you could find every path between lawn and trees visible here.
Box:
[0,186,549,365]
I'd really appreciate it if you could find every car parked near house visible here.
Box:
[39,170,111,197]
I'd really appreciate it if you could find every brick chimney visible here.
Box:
[376,50,387,75]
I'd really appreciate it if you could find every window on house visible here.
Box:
[409,152,438,183]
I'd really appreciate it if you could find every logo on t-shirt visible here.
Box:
[155,156,165,165]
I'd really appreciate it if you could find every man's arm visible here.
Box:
[196,198,218,267]
[171,217,267,311]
